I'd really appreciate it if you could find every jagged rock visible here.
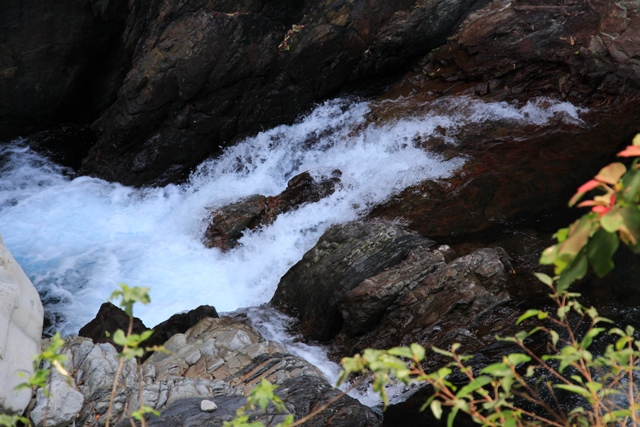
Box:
[369,0,640,239]
[275,376,381,427]
[334,247,512,357]
[269,221,514,358]
[79,0,487,185]
[30,369,84,427]
[147,305,220,351]
[270,220,433,342]
[0,233,44,415]
[44,317,377,427]
[78,302,147,350]
[203,171,341,250]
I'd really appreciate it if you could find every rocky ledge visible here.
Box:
[30,316,380,427]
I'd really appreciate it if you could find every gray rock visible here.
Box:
[30,371,84,427]
[200,399,217,412]
[0,233,44,415]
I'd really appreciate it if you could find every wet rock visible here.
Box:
[78,302,147,350]
[368,0,640,239]
[275,376,381,427]
[334,247,512,356]
[80,0,487,185]
[270,221,433,342]
[144,396,260,427]
[203,171,341,250]
[269,220,513,357]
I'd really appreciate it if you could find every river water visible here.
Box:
[0,96,584,402]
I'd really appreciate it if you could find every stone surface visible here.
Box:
[270,220,433,342]
[368,0,640,239]
[334,247,512,357]
[30,369,84,427]
[200,399,217,412]
[203,171,341,250]
[78,302,147,350]
[42,317,377,427]
[79,0,487,185]
[0,233,44,414]
[270,221,515,360]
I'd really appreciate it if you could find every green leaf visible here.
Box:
[533,272,554,286]
[387,347,413,359]
[410,343,426,361]
[456,376,493,398]
[601,208,624,233]
[507,353,531,366]
[447,407,459,427]
[516,309,541,325]
[557,252,588,293]
[621,168,640,203]
[430,400,443,420]
[586,228,619,277]
[554,384,592,398]
[550,330,560,347]
[557,216,595,259]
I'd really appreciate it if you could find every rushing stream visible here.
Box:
[0,96,584,404]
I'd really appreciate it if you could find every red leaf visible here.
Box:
[618,146,640,157]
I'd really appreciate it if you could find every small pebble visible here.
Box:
[201,399,217,412]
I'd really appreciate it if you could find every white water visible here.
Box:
[0,96,584,403]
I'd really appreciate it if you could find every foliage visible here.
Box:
[336,135,640,426]
[224,379,294,427]
[540,134,640,293]
[105,284,160,427]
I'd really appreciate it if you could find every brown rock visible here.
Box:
[203,171,341,250]
[368,0,640,239]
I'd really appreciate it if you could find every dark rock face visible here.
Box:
[276,376,382,427]
[78,302,147,349]
[368,0,640,239]
[270,221,433,342]
[79,0,486,185]
[270,220,515,358]
[335,247,512,356]
[0,0,130,140]
[203,171,341,250]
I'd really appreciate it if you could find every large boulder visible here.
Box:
[368,0,640,239]
[270,221,515,359]
[79,0,488,185]
[270,221,433,342]
[0,233,44,415]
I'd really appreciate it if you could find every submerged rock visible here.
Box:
[203,171,341,250]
